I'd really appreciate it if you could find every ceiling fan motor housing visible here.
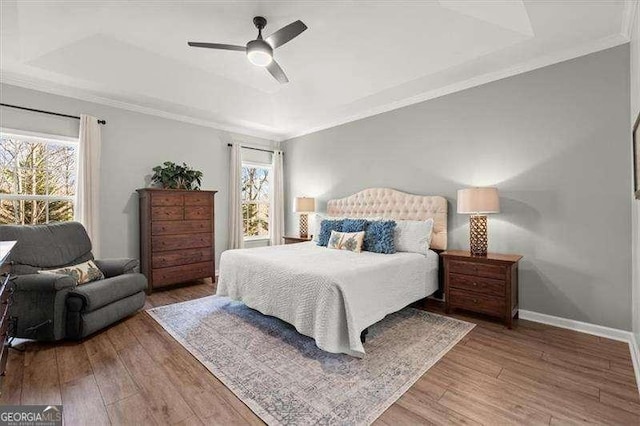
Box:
[246,39,273,66]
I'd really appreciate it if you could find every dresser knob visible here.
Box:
[472,282,478,287]
[473,299,478,303]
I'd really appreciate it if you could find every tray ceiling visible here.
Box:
[0,1,633,140]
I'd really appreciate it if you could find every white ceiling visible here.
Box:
[0,1,635,141]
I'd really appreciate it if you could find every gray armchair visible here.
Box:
[0,221,147,341]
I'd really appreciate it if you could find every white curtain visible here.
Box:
[75,114,102,257]
[228,143,244,249]
[270,150,285,246]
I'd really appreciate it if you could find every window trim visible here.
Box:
[1,128,80,225]
[241,162,272,241]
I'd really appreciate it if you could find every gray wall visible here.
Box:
[284,45,632,330]
[630,2,639,350]
[0,83,275,264]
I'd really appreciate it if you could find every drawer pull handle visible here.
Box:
[473,299,478,303]
[472,282,478,287]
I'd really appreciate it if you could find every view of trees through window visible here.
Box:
[0,133,78,225]
[242,164,270,238]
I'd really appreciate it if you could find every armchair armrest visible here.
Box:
[12,273,76,292]
[94,258,139,278]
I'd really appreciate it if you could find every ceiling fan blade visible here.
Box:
[265,20,307,49]
[187,42,246,51]
[266,60,289,84]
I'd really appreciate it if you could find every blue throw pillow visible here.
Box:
[364,220,397,254]
[342,219,368,233]
[317,220,345,246]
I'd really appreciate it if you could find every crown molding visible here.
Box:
[0,72,281,141]
[621,0,638,40]
[282,33,629,141]
[1,30,630,143]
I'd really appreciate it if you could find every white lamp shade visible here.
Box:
[293,197,316,213]
[457,187,500,214]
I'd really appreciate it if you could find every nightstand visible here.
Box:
[441,250,522,328]
[283,236,313,244]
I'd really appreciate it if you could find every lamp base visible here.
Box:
[299,213,309,238]
[469,215,488,256]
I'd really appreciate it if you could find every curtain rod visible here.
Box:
[0,103,107,125]
[227,143,281,154]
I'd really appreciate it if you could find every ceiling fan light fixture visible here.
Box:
[246,40,273,67]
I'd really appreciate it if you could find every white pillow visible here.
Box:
[394,219,434,255]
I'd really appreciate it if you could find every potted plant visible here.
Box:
[151,162,203,190]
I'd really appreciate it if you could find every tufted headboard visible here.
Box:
[326,188,448,250]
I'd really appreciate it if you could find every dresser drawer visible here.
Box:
[449,273,505,297]
[152,248,212,268]
[151,193,183,206]
[152,261,213,287]
[449,288,505,316]
[448,260,506,280]
[151,206,183,221]
[152,220,211,236]
[184,193,211,206]
[185,205,212,220]
[153,233,212,252]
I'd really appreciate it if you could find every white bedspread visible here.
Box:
[216,242,439,357]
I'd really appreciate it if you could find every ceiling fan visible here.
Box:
[188,16,307,84]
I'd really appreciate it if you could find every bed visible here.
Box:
[217,188,448,357]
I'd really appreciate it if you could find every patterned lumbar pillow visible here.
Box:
[394,218,434,255]
[317,219,345,246]
[39,260,105,285]
[364,220,397,254]
[327,230,365,252]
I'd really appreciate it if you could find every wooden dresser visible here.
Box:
[442,250,522,328]
[138,188,217,293]
[0,241,16,393]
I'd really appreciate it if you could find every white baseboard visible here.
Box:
[519,309,640,395]
[519,310,633,342]
[631,334,640,396]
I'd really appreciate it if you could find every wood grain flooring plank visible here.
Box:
[55,342,93,384]
[106,392,158,426]
[60,375,110,426]
[0,349,24,405]
[20,342,62,406]
[84,332,138,405]
[396,387,480,425]
[117,342,194,424]
[499,367,640,425]
[600,390,640,416]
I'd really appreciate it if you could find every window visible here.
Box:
[242,163,270,239]
[0,130,78,225]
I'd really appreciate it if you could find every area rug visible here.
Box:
[147,296,474,425]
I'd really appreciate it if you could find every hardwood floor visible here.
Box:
[1,280,638,425]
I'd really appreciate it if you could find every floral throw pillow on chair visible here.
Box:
[39,260,105,285]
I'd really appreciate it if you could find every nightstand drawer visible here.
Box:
[449,273,505,296]
[449,260,506,280]
[449,288,505,316]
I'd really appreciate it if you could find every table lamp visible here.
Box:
[293,197,315,238]
[457,187,500,256]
